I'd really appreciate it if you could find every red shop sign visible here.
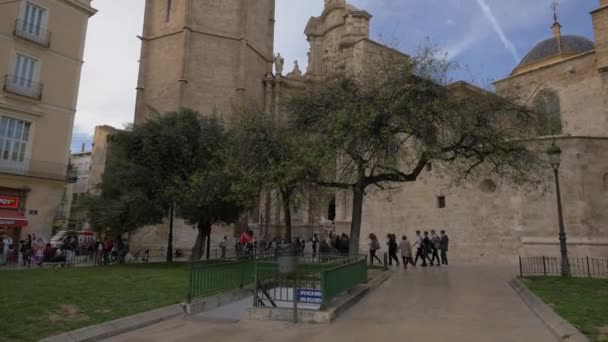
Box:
[0,196,19,209]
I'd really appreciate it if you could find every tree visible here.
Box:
[87,110,208,262]
[288,44,543,255]
[176,117,247,260]
[230,110,326,242]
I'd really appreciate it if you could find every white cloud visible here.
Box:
[475,0,520,63]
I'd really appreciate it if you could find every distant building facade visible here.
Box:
[64,145,92,231]
[266,0,608,262]
[113,0,608,261]
[0,0,96,241]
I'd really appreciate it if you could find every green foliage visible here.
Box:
[229,109,328,240]
[176,116,245,228]
[86,110,247,239]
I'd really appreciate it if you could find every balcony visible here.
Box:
[3,75,43,100]
[0,157,77,182]
[13,19,51,48]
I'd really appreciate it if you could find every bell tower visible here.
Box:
[134,0,276,123]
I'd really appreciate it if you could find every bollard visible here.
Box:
[542,256,547,276]
[383,252,388,270]
[519,256,523,278]
[586,256,591,279]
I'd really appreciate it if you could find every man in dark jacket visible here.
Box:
[421,231,432,267]
[430,230,441,266]
[440,230,449,266]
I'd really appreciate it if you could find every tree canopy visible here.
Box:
[229,110,327,241]
[86,110,249,260]
[288,46,543,254]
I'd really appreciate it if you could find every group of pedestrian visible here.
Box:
[91,236,129,265]
[369,230,449,269]
[0,234,47,267]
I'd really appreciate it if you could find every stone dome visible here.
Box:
[518,35,595,67]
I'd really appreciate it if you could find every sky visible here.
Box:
[71,0,599,152]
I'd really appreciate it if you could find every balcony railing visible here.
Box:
[3,75,43,100]
[0,157,77,182]
[13,19,51,47]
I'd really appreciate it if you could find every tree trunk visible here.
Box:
[191,223,211,261]
[166,202,174,263]
[205,229,211,260]
[349,186,364,256]
[281,189,292,243]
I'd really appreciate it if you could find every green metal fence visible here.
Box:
[187,259,254,302]
[188,253,369,307]
[321,258,367,307]
[253,254,368,310]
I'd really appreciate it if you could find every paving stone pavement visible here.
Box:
[104,264,556,342]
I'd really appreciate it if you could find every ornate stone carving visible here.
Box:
[287,60,303,78]
[274,53,285,75]
[345,14,354,34]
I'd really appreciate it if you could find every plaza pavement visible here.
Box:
[104,264,556,342]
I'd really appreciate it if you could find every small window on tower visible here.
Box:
[166,0,172,22]
[437,196,446,209]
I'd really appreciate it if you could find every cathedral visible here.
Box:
[129,0,608,262]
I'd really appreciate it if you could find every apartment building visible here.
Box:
[64,144,91,231]
[0,0,96,242]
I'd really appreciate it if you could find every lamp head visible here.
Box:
[547,142,562,169]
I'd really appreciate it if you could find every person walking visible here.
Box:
[339,233,350,255]
[430,230,441,266]
[421,231,432,267]
[368,233,382,265]
[412,231,428,267]
[2,235,13,266]
[311,234,319,258]
[0,236,7,266]
[220,236,227,259]
[440,230,450,266]
[387,234,400,266]
[399,235,414,269]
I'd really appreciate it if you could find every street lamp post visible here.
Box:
[546,142,571,277]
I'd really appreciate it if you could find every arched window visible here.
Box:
[533,89,562,135]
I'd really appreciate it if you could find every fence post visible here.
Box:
[519,256,523,278]
[253,260,258,307]
[320,268,326,310]
[383,253,388,270]
[586,256,591,279]
[187,261,194,303]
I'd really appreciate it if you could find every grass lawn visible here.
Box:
[0,263,189,342]
[524,277,608,340]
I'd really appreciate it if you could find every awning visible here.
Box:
[0,209,28,227]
